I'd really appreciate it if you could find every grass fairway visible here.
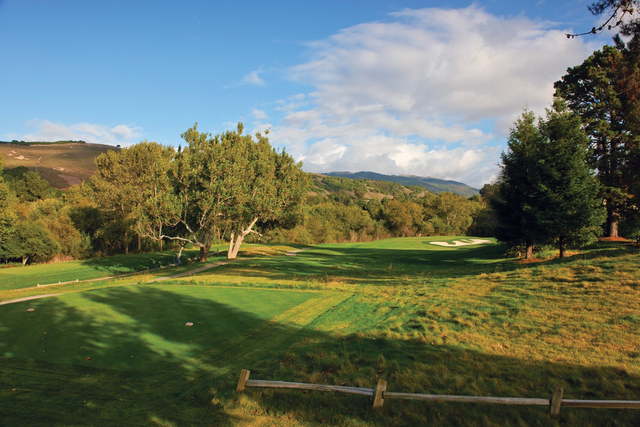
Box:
[1,237,640,426]
[0,249,205,291]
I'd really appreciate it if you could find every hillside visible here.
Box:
[0,143,478,199]
[310,173,430,201]
[0,142,119,188]
[325,171,479,197]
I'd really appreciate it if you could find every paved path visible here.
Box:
[0,294,63,306]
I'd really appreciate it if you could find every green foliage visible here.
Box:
[0,221,60,265]
[555,44,640,237]
[382,199,423,236]
[15,171,50,201]
[92,141,175,254]
[0,157,16,246]
[495,105,606,258]
[537,102,607,254]
[145,123,309,260]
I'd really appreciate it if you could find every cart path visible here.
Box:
[0,294,63,305]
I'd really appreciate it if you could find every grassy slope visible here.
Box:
[0,143,117,188]
[1,237,639,426]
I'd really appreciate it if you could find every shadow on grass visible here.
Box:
[197,243,508,284]
[1,285,639,426]
[77,250,204,275]
[200,241,639,288]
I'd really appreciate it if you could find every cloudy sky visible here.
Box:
[0,0,618,187]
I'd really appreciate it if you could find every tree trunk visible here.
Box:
[137,233,141,252]
[559,235,566,258]
[228,234,245,259]
[176,245,184,264]
[199,245,210,262]
[607,210,620,238]
[525,239,534,260]
[22,256,28,266]
[227,232,235,259]
[125,231,128,255]
[227,218,259,260]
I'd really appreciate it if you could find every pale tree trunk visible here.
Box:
[175,245,184,265]
[228,232,235,258]
[22,256,29,266]
[228,233,245,259]
[227,218,260,259]
[607,211,620,238]
[159,225,163,251]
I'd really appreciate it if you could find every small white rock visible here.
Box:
[185,322,193,326]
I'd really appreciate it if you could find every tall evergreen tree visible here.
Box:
[494,110,547,259]
[495,104,606,258]
[554,45,638,237]
[537,102,607,257]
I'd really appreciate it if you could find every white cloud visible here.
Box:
[268,5,597,188]
[251,108,267,120]
[241,67,266,86]
[22,119,143,146]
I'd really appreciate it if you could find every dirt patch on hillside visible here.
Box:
[58,173,83,187]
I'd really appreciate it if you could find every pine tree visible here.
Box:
[537,101,606,257]
[495,103,606,258]
[494,110,547,259]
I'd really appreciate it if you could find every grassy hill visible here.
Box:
[0,142,119,188]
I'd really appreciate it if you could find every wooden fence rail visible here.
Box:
[236,369,640,417]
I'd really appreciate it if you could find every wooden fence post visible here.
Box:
[237,369,251,393]
[373,380,387,408]
[550,386,563,417]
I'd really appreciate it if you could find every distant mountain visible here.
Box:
[325,171,479,197]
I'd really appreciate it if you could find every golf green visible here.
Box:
[0,285,320,371]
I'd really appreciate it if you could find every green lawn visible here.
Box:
[1,237,639,426]
[0,248,208,291]
[0,286,324,370]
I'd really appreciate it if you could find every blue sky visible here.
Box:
[0,0,620,187]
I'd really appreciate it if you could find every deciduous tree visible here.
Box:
[137,123,309,261]
[0,156,16,246]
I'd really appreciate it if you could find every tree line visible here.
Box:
[0,124,492,266]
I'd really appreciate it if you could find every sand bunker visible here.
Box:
[431,239,492,247]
